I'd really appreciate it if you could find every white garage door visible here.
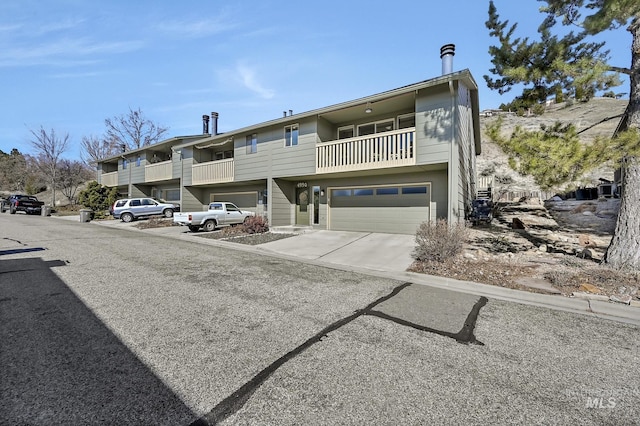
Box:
[329,184,430,234]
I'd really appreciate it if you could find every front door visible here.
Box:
[295,186,310,225]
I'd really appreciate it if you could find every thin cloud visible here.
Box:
[0,38,144,67]
[236,63,275,99]
[155,17,236,39]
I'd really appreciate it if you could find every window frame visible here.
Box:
[284,124,299,147]
[246,133,257,154]
[337,125,354,140]
[397,113,415,129]
[357,118,395,136]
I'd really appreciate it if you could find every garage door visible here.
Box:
[329,184,430,234]
[211,192,257,210]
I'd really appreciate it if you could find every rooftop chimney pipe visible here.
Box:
[440,44,455,75]
[211,112,219,135]
[202,114,210,134]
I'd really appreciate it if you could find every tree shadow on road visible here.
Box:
[0,257,200,425]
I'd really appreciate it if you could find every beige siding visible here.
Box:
[182,186,205,212]
[235,119,317,182]
[234,131,271,180]
[415,87,453,165]
[270,179,294,226]
[456,83,475,221]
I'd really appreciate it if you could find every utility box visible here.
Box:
[79,209,92,222]
[41,206,51,216]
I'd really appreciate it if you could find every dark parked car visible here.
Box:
[1,194,44,215]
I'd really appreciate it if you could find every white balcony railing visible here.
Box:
[145,160,173,182]
[101,171,118,187]
[192,158,234,185]
[316,128,416,174]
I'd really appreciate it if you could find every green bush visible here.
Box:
[413,219,467,263]
[77,181,118,217]
[241,215,269,234]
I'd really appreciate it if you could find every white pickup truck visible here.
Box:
[173,202,255,232]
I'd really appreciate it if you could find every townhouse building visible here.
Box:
[97,45,481,235]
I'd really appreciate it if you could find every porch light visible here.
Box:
[365,103,372,113]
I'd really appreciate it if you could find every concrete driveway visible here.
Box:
[258,230,416,273]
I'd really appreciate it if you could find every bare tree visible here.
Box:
[104,107,169,151]
[29,126,69,207]
[80,135,119,168]
[57,159,93,205]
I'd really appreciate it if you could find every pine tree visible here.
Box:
[486,0,640,270]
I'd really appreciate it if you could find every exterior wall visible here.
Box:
[316,116,334,142]
[456,82,476,221]
[234,131,271,180]
[283,170,448,228]
[235,118,318,182]
[270,179,295,226]
[415,86,454,166]
[182,186,205,212]
[179,150,194,186]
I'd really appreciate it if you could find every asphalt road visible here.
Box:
[1,213,638,425]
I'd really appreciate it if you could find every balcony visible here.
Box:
[192,158,234,185]
[316,128,416,174]
[145,160,173,182]
[101,171,118,187]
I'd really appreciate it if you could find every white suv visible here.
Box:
[110,198,176,222]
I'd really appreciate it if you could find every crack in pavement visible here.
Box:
[368,295,488,345]
[189,283,488,425]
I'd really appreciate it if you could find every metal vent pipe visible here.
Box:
[440,44,455,75]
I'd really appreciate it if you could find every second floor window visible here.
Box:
[285,124,298,147]
[122,158,128,169]
[246,133,257,154]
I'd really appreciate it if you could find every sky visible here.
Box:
[0,0,633,160]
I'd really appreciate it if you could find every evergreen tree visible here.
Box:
[486,0,640,270]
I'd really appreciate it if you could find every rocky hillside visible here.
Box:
[478,97,628,196]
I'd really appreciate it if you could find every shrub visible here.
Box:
[413,219,468,263]
[77,181,118,216]
[241,215,269,234]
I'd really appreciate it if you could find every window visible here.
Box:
[354,188,374,196]
[402,186,428,194]
[130,199,141,207]
[122,158,128,169]
[285,124,299,147]
[357,123,375,136]
[337,126,354,139]
[333,189,352,197]
[136,156,141,167]
[398,114,415,129]
[142,198,156,206]
[357,119,394,136]
[215,152,224,160]
[377,187,399,195]
[246,133,257,154]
